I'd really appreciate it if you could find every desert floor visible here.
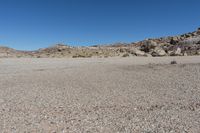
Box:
[0,57,200,132]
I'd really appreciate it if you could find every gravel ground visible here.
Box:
[0,57,200,132]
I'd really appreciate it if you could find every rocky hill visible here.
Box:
[0,46,31,58]
[1,27,200,58]
[134,27,200,56]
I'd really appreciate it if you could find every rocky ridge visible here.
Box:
[0,28,200,58]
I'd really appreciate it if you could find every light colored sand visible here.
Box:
[0,56,200,132]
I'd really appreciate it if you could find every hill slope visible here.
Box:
[1,28,200,58]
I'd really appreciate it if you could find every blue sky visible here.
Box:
[0,0,200,50]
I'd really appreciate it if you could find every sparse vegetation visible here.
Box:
[72,53,92,58]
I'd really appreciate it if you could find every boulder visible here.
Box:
[168,51,174,56]
[169,47,182,56]
[151,47,167,56]
[170,37,179,45]
[184,52,188,56]
[175,47,182,56]
[118,48,127,53]
[135,49,146,56]
[197,50,200,55]
[145,53,153,57]
[130,48,146,56]
[141,40,158,52]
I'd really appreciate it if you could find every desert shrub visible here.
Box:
[170,60,177,64]
[72,53,92,58]
[122,53,129,57]
[72,55,77,58]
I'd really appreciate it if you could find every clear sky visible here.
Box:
[0,0,200,50]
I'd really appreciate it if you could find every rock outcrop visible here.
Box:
[1,27,200,58]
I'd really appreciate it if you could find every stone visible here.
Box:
[141,40,158,52]
[184,52,188,56]
[145,53,153,57]
[119,48,126,53]
[151,47,167,56]
[175,47,182,56]
[135,49,146,56]
[130,48,146,56]
[197,51,200,55]
[170,37,179,45]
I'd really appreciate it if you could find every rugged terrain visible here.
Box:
[1,28,200,58]
[0,57,200,132]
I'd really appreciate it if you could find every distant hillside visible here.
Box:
[1,27,200,58]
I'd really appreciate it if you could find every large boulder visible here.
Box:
[175,47,182,56]
[135,49,146,56]
[170,37,179,45]
[141,40,158,52]
[130,48,146,56]
[169,47,182,56]
[151,47,167,56]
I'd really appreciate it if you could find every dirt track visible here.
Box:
[0,57,200,132]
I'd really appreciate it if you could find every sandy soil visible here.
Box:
[0,56,200,132]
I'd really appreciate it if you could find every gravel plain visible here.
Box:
[0,56,200,132]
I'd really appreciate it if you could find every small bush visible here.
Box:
[122,53,129,57]
[170,60,177,64]
[72,53,92,58]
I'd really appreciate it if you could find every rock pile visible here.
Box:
[134,27,200,56]
[0,27,200,58]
